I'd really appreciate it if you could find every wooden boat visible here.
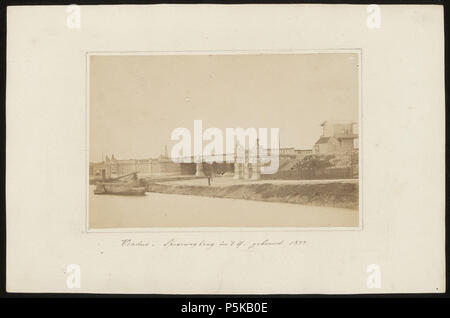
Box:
[94,172,146,196]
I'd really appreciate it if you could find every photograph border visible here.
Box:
[85,48,363,233]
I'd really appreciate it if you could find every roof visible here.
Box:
[315,137,334,144]
[321,120,356,126]
[335,133,358,139]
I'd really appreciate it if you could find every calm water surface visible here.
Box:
[89,186,358,229]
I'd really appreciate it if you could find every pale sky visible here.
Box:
[89,53,359,162]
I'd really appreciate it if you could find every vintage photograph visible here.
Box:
[88,52,360,229]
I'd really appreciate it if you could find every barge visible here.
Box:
[94,172,146,195]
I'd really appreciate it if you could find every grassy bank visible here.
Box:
[145,181,358,210]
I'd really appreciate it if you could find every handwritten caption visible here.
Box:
[121,238,307,250]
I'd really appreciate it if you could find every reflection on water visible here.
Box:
[89,186,358,229]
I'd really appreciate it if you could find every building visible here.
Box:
[295,149,313,156]
[90,154,185,180]
[275,147,296,159]
[313,121,358,154]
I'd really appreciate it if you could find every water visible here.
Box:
[89,186,358,229]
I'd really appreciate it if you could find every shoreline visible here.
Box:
[144,180,358,210]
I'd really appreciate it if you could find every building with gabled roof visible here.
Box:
[314,120,358,154]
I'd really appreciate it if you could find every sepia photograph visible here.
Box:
[88,52,361,229]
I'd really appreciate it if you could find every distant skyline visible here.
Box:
[89,53,359,162]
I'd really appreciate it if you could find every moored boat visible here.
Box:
[94,172,146,195]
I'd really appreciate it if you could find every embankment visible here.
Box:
[145,182,358,210]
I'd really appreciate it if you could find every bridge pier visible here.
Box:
[195,162,205,177]
[233,163,241,179]
[243,163,250,179]
[251,162,260,180]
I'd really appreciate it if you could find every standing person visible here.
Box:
[205,164,213,186]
